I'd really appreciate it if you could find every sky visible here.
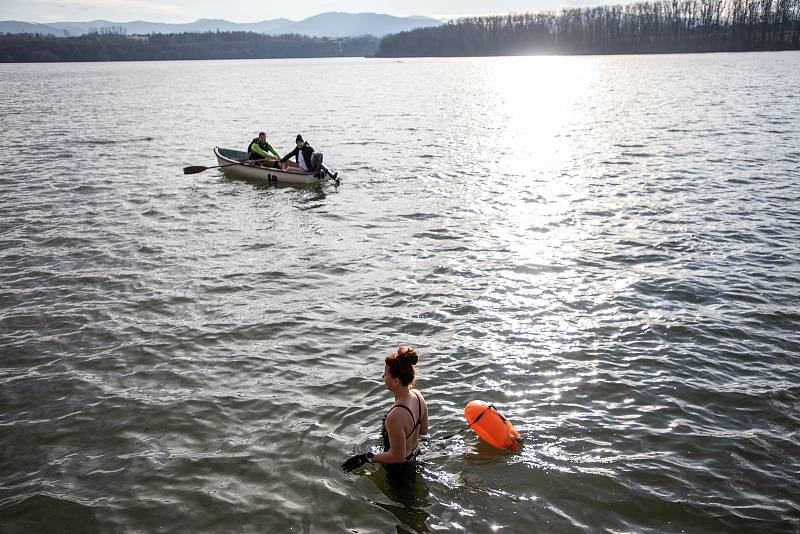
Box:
[0,0,599,23]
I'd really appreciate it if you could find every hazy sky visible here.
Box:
[0,0,600,23]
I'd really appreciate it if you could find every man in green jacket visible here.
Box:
[248,132,281,166]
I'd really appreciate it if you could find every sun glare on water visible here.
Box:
[467,56,607,383]
[488,56,599,177]
[475,56,601,269]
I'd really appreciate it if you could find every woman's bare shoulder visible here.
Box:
[385,407,410,426]
[412,389,428,409]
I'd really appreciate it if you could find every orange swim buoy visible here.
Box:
[464,400,522,450]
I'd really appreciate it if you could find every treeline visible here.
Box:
[0,31,379,62]
[376,0,800,56]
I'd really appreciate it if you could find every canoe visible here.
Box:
[214,147,330,185]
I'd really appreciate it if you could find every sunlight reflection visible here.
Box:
[488,56,599,177]
[472,58,603,362]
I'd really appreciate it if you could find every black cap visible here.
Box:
[296,134,304,142]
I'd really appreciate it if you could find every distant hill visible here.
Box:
[0,12,442,38]
[29,18,296,37]
[276,12,441,37]
[0,20,68,36]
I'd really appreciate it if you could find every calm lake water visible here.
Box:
[1,52,799,533]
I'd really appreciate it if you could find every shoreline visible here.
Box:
[2,47,799,64]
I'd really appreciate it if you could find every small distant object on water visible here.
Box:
[465,400,522,451]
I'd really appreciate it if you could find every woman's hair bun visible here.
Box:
[386,346,419,386]
[396,346,418,365]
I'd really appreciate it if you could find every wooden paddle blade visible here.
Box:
[183,165,209,174]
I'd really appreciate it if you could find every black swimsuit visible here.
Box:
[381,391,422,463]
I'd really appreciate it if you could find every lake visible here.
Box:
[1,52,799,533]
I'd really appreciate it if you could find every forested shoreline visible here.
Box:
[1,0,799,62]
[377,0,800,56]
[0,31,379,62]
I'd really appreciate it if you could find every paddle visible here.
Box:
[183,160,253,175]
[183,160,250,174]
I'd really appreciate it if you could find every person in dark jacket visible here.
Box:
[280,135,337,179]
[248,132,281,167]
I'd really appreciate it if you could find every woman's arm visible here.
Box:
[419,393,429,435]
[371,411,407,464]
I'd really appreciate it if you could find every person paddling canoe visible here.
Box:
[247,132,281,168]
[342,346,429,473]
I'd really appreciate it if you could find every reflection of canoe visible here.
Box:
[214,147,329,185]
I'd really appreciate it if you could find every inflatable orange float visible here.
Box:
[464,400,522,450]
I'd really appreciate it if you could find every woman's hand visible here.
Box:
[341,452,373,472]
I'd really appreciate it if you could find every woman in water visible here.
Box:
[342,346,429,472]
